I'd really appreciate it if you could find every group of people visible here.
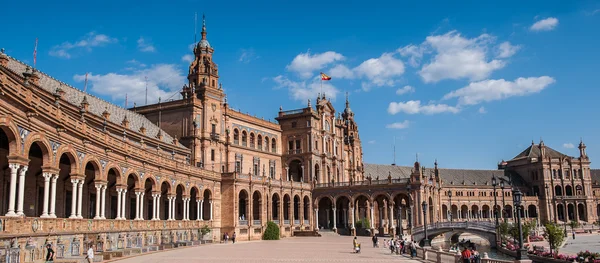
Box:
[222,232,237,244]
[45,243,96,263]
[384,237,418,258]
[460,246,481,263]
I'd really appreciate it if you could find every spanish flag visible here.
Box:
[320,72,332,81]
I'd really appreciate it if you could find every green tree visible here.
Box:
[498,222,510,241]
[543,222,565,254]
[262,221,280,240]
[200,225,211,240]
[508,220,536,245]
[569,221,580,231]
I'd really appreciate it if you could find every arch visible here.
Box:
[335,195,351,228]
[239,189,249,222]
[142,177,155,220]
[105,168,119,219]
[22,133,52,164]
[428,196,434,223]
[288,159,303,182]
[471,204,480,220]
[175,184,185,220]
[527,205,538,218]
[293,195,301,221]
[314,195,334,207]
[504,205,513,218]
[125,173,140,219]
[159,181,170,220]
[264,136,269,152]
[567,203,575,221]
[126,172,141,190]
[557,203,565,221]
[555,185,563,196]
[577,203,586,221]
[103,162,123,184]
[283,194,291,222]
[482,205,491,219]
[353,194,372,230]
[0,121,21,156]
[303,195,310,221]
[317,195,333,229]
[272,192,280,221]
[252,190,262,222]
[55,145,80,172]
[271,138,276,153]
[565,185,573,196]
[190,186,199,220]
[82,156,102,178]
[202,188,211,220]
[24,140,48,217]
[257,134,263,150]
[233,128,239,144]
[249,132,255,148]
[202,188,212,200]
[83,161,100,219]
[442,205,449,221]
[460,205,468,219]
[241,130,248,147]
[451,205,459,221]
[314,163,320,183]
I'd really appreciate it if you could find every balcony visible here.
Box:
[210,132,220,141]
[283,220,290,225]
[303,219,309,225]
[239,220,248,226]
[293,220,300,225]
[253,220,261,226]
[288,149,302,155]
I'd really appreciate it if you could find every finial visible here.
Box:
[202,13,206,28]
[531,140,535,145]
[307,99,311,107]
[0,48,4,54]
[416,153,419,162]
[279,105,283,111]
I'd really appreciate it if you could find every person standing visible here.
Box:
[85,244,94,263]
[45,244,54,263]
[372,235,378,248]
[232,232,236,244]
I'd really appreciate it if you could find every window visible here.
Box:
[258,135,263,150]
[271,138,277,153]
[253,164,258,176]
[235,161,241,173]
[211,124,216,134]
[291,122,297,128]
[288,141,294,151]
[250,133,255,148]
[269,165,274,179]
[264,137,269,152]
[210,149,215,161]
[242,131,247,146]
[295,140,301,150]
[233,129,239,144]
[324,121,330,131]
[306,121,310,127]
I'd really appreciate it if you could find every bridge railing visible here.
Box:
[413,221,496,234]
[416,247,512,263]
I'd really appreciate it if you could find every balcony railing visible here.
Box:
[314,178,410,188]
[253,220,261,226]
[288,149,302,154]
[283,220,290,225]
[293,220,300,225]
[274,221,279,225]
[303,219,309,225]
[210,132,220,141]
[239,220,248,226]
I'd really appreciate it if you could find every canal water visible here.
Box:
[431,234,514,261]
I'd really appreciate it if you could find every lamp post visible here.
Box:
[512,188,528,260]
[563,196,568,238]
[448,190,453,222]
[422,201,431,247]
[545,184,552,223]
[406,185,412,234]
[500,180,506,223]
[492,176,499,229]
[398,205,403,238]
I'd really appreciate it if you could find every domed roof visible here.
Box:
[198,39,210,48]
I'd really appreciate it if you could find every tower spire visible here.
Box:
[201,13,207,40]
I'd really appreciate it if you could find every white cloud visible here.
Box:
[137,37,156,52]
[368,140,376,144]
[419,31,505,83]
[396,85,415,95]
[497,42,521,58]
[49,32,117,59]
[530,17,559,31]
[329,53,405,91]
[478,106,487,114]
[181,54,194,63]
[388,100,460,115]
[442,76,555,106]
[273,75,339,102]
[286,51,345,78]
[73,64,185,105]
[239,48,259,63]
[563,143,575,149]
[386,121,411,129]
[398,44,426,67]
[354,53,405,91]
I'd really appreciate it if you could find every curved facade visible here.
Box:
[0,19,599,262]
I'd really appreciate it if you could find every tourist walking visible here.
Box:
[232,232,236,244]
[85,244,94,263]
[372,235,378,248]
[461,247,472,263]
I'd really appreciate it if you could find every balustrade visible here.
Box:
[415,247,513,263]
[239,220,248,226]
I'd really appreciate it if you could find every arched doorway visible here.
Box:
[373,194,389,232]
[317,197,333,229]
[175,184,184,220]
[555,185,563,196]
[283,194,291,224]
[314,164,320,183]
[557,204,565,221]
[190,187,199,220]
[482,205,490,219]
[471,205,479,221]
[567,203,575,221]
[23,141,49,217]
[289,160,302,182]
[577,203,586,221]
[0,128,10,215]
[239,190,248,224]
[303,196,310,224]
[354,195,371,230]
[143,178,154,220]
[83,162,100,219]
[272,193,280,222]
[565,185,573,196]
[528,205,538,219]
[252,191,261,224]
[202,189,211,220]
[106,168,119,219]
[442,205,449,221]
[461,205,468,220]
[126,174,139,220]
[451,205,459,221]
[293,195,300,223]
[335,196,351,228]
[160,181,170,220]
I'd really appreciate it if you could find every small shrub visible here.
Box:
[263,221,280,240]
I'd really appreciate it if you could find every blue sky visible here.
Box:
[2,0,600,169]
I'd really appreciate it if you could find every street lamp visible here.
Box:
[398,205,403,238]
[545,184,553,223]
[492,175,499,229]
[422,201,431,247]
[406,185,413,234]
[448,190,453,222]
[500,179,506,223]
[512,188,528,260]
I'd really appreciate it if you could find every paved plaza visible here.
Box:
[561,234,600,255]
[112,234,416,263]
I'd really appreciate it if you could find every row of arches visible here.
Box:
[0,125,213,220]
[556,203,587,222]
[440,204,539,221]
[554,184,584,196]
[232,128,276,153]
[237,190,310,224]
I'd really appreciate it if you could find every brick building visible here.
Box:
[0,17,598,262]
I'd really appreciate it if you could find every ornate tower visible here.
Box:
[341,93,364,182]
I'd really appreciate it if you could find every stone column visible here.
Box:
[140,192,145,220]
[196,199,202,221]
[350,207,355,229]
[41,172,52,217]
[116,189,122,219]
[135,192,141,220]
[184,198,189,221]
[314,208,319,230]
[69,179,78,218]
[16,166,28,216]
[121,189,128,219]
[342,208,347,227]
[167,197,173,220]
[370,205,375,229]
[151,194,157,220]
[171,197,176,220]
[49,174,58,218]
[100,185,107,219]
[76,180,84,219]
[5,163,19,216]
[200,200,204,221]
[332,208,337,230]
[209,200,213,220]
[389,205,394,232]
[94,184,102,219]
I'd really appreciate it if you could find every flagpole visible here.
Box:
[33,38,38,69]
[84,72,88,92]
